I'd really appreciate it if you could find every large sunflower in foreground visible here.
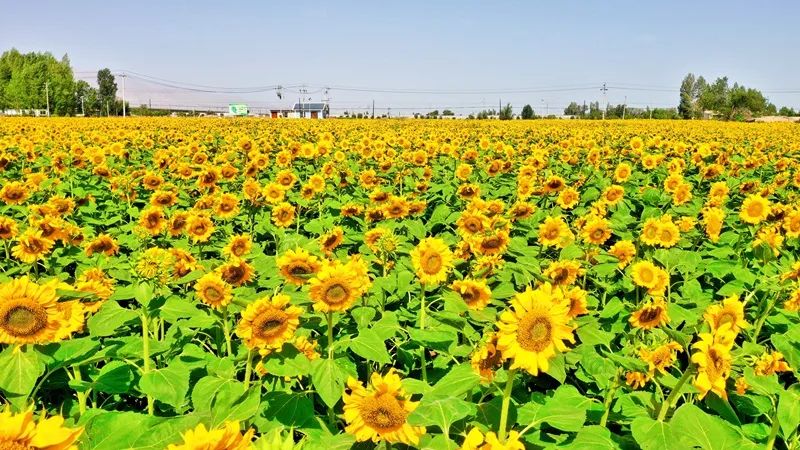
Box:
[410,237,454,285]
[167,421,254,450]
[496,283,575,376]
[11,230,55,264]
[236,294,303,350]
[0,408,83,450]
[0,277,65,345]
[343,370,425,446]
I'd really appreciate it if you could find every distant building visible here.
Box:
[270,102,329,119]
[1,109,48,117]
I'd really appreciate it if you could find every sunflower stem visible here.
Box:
[751,294,777,344]
[600,372,621,428]
[419,283,428,383]
[243,349,253,390]
[326,311,335,360]
[73,366,88,415]
[765,404,781,450]
[141,311,154,415]
[657,364,694,421]
[221,307,233,357]
[498,367,517,443]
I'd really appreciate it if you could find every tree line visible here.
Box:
[0,48,127,116]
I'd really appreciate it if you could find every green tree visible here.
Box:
[520,104,534,119]
[499,103,513,120]
[97,68,117,115]
[678,73,697,119]
[442,109,454,116]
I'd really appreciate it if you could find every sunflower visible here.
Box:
[603,185,625,205]
[542,175,566,193]
[236,294,303,350]
[383,196,410,219]
[470,230,510,257]
[614,163,632,182]
[308,263,362,312]
[461,427,525,450]
[343,370,425,446]
[410,238,454,285]
[625,371,650,389]
[54,299,87,341]
[753,351,791,376]
[12,230,55,264]
[785,287,800,312]
[271,202,295,228]
[556,187,580,209]
[170,248,199,279]
[656,220,681,248]
[457,211,490,237]
[0,181,29,205]
[0,277,64,344]
[214,193,240,219]
[139,206,167,235]
[217,259,255,287]
[186,214,215,243]
[471,333,502,383]
[581,217,612,245]
[320,227,344,255]
[0,408,83,450]
[450,279,492,310]
[508,201,535,221]
[564,286,589,318]
[538,217,572,248]
[639,218,661,246]
[277,248,322,285]
[150,190,178,207]
[629,298,669,330]
[609,240,636,268]
[630,261,660,289]
[223,234,253,259]
[135,247,175,283]
[84,234,119,257]
[543,260,584,286]
[691,325,736,399]
[167,421,254,450]
[739,194,771,224]
[168,212,189,237]
[639,341,682,375]
[0,216,19,240]
[496,283,575,376]
[262,182,286,205]
[704,296,749,333]
[194,273,232,309]
[701,207,725,242]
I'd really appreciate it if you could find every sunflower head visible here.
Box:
[0,277,64,345]
[167,421,254,450]
[277,248,322,285]
[0,408,83,450]
[410,238,454,285]
[236,294,303,350]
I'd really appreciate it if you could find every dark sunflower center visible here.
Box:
[289,264,310,276]
[360,393,407,431]
[203,287,222,302]
[256,310,288,338]
[422,253,443,274]
[325,284,349,304]
[591,228,605,240]
[482,237,501,249]
[3,304,47,337]
[638,307,661,324]
[0,439,32,450]
[517,315,552,352]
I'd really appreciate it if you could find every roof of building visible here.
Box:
[292,103,328,112]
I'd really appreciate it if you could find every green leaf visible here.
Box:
[778,384,800,438]
[428,363,480,399]
[310,357,351,408]
[262,391,315,427]
[516,385,591,432]
[260,344,311,377]
[93,360,135,394]
[0,345,44,409]
[669,404,753,450]
[139,365,190,408]
[407,396,476,431]
[631,417,673,450]
[564,425,621,449]
[79,410,202,450]
[38,336,101,369]
[349,328,392,364]
[88,301,139,337]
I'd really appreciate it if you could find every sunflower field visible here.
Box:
[0,117,799,450]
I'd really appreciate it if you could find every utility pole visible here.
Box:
[45,81,50,117]
[80,96,85,116]
[372,100,375,119]
[622,95,627,120]
[600,83,608,120]
[120,73,127,117]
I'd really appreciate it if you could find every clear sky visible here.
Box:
[2,0,799,115]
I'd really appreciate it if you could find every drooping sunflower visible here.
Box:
[0,408,83,450]
[639,341,682,375]
[543,260,584,286]
[342,370,425,446]
[739,194,771,224]
[0,216,19,240]
[754,351,791,376]
[167,421,254,450]
[410,237,454,285]
[236,294,303,350]
[701,207,726,242]
[308,263,362,312]
[450,278,492,310]
[629,298,669,330]
[12,230,55,264]
[470,333,503,383]
[563,286,589,318]
[0,277,64,345]
[277,248,322,285]
[496,283,575,376]
[194,273,232,309]
[319,227,344,255]
[691,325,736,399]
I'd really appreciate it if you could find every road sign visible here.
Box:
[228,104,248,116]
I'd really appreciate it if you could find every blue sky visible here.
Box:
[2,0,799,115]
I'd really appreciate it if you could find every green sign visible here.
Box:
[228,104,248,116]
